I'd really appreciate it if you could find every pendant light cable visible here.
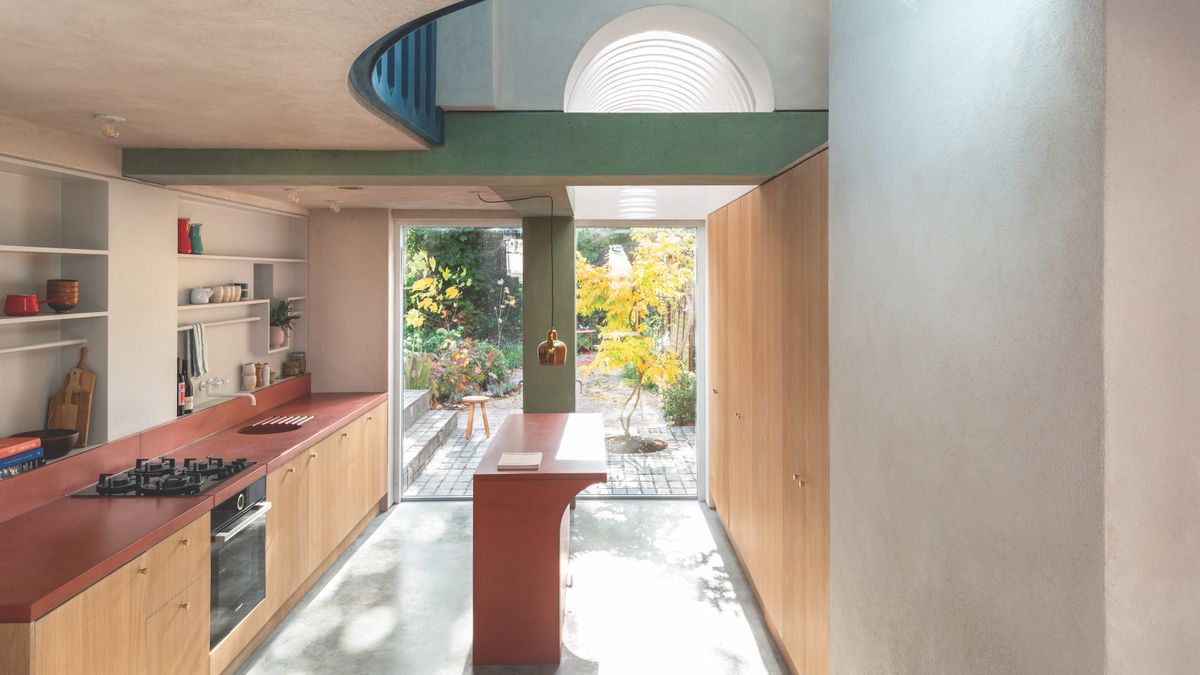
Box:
[473,192,556,327]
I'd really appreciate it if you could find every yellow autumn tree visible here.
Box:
[404,251,472,331]
[577,229,694,437]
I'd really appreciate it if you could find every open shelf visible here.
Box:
[0,338,88,356]
[177,316,261,332]
[178,254,306,264]
[0,244,109,256]
[178,300,269,312]
[0,311,108,326]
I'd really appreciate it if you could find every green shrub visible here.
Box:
[501,342,523,370]
[662,372,696,426]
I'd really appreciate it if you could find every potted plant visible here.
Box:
[269,299,299,349]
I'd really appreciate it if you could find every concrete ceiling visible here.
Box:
[0,0,460,150]
[213,185,517,213]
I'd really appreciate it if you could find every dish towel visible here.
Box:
[188,323,209,377]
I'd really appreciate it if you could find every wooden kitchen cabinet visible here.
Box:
[143,514,210,615]
[707,150,829,674]
[13,513,211,675]
[266,450,311,613]
[361,403,388,515]
[144,576,210,675]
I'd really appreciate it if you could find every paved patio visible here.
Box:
[405,373,697,499]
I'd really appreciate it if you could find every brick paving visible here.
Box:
[405,374,697,499]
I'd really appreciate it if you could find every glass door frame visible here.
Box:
[390,218,522,503]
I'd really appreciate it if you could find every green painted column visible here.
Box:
[522,216,575,413]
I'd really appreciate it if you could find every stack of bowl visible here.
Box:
[46,279,80,314]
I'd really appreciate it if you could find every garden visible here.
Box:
[402,226,698,497]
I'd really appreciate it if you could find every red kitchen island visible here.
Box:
[472,413,608,665]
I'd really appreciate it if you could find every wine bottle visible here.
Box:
[177,358,186,417]
[182,358,195,414]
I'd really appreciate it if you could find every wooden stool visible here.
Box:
[464,395,491,439]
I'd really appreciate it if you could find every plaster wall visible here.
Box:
[827,1,1106,672]
[1103,1,1200,670]
[437,0,827,111]
[307,209,392,393]
[0,113,121,177]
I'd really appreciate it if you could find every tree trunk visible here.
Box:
[620,373,643,438]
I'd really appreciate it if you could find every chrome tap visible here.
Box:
[199,376,257,406]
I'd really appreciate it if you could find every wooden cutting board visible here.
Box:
[71,348,96,446]
[46,348,97,447]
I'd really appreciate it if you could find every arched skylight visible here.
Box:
[566,31,757,113]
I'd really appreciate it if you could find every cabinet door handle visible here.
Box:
[180,538,190,546]
[288,467,296,473]
[735,412,743,419]
[712,388,719,395]
[179,602,191,610]
[137,567,148,575]
[341,432,349,439]
[310,452,319,459]
[367,416,374,421]
[792,474,808,487]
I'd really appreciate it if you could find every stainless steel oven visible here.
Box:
[210,477,270,648]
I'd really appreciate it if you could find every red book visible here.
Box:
[0,437,42,460]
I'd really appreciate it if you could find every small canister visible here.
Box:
[292,351,306,374]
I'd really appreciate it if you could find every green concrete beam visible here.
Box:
[122,111,828,186]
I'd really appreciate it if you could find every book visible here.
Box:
[0,447,44,470]
[0,457,45,479]
[0,437,41,460]
[497,452,542,471]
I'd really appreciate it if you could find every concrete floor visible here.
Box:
[238,501,786,675]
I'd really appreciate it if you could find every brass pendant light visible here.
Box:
[474,191,567,367]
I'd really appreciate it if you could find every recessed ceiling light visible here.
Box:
[93,114,125,140]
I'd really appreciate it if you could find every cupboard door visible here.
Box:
[361,403,388,513]
[267,451,310,611]
[144,576,209,675]
[337,421,365,535]
[727,193,758,560]
[305,434,337,570]
[753,178,787,629]
[33,553,147,675]
[143,513,209,615]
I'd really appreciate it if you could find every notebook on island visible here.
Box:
[497,452,542,471]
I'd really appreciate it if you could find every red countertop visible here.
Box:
[0,391,386,623]
[473,413,608,483]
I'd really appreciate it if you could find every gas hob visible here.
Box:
[72,456,256,498]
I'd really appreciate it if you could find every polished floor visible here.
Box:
[238,500,786,674]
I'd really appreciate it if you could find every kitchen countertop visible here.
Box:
[0,391,387,623]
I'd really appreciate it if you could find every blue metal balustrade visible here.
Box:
[349,0,488,146]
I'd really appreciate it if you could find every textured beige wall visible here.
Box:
[308,209,392,392]
[1104,1,1200,671]
[828,1,1106,672]
[0,112,121,176]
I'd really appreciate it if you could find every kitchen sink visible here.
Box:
[237,423,301,435]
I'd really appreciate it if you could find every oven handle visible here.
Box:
[212,502,272,543]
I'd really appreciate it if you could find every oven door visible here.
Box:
[210,501,271,648]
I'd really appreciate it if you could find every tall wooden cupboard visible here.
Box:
[707,149,829,674]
